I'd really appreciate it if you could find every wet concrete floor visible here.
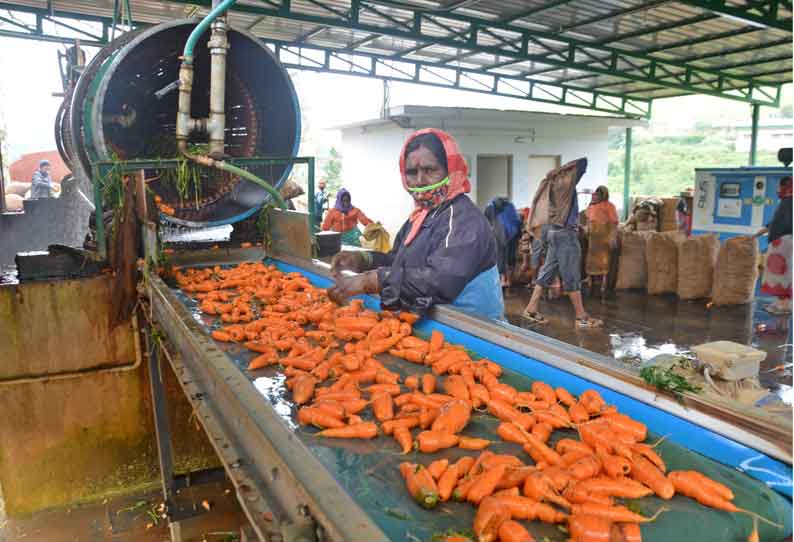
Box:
[503,285,793,405]
[0,481,247,542]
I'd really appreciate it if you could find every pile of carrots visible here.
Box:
[175,262,777,542]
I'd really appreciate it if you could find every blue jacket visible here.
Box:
[371,194,501,317]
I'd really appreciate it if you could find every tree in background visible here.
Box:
[322,146,343,194]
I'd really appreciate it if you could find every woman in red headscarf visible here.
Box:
[755,176,792,314]
[328,129,504,320]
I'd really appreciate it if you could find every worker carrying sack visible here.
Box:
[646,231,685,295]
[677,234,720,300]
[616,231,650,290]
[711,236,760,306]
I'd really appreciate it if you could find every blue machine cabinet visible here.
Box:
[692,166,791,252]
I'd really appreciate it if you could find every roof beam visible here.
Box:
[638,25,763,53]
[556,0,672,33]
[496,0,578,23]
[675,0,793,31]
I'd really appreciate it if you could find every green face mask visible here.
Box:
[406,176,450,193]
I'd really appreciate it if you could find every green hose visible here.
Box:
[215,161,287,210]
[183,0,236,62]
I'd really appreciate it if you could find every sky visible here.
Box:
[0,35,790,164]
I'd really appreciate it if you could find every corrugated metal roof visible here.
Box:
[3,0,791,109]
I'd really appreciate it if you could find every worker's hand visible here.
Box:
[327,271,379,305]
[330,251,371,275]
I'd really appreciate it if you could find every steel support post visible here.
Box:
[623,127,633,220]
[750,104,760,166]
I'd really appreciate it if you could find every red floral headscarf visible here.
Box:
[398,128,471,246]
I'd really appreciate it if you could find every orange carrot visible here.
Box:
[444,375,471,401]
[438,462,462,502]
[394,393,414,407]
[399,462,439,509]
[481,454,524,471]
[630,456,674,500]
[419,406,441,429]
[522,471,571,509]
[316,422,378,439]
[473,496,510,542]
[487,399,523,423]
[468,383,491,409]
[459,436,491,450]
[429,330,445,353]
[493,487,520,497]
[555,387,576,407]
[497,422,529,445]
[422,374,437,394]
[594,446,632,478]
[492,464,533,489]
[428,459,450,480]
[555,439,594,456]
[633,442,666,472]
[341,398,369,415]
[562,451,594,467]
[492,495,568,523]
[567,514,612,541]
[455,456,476,475]
[497,520,533,542]
[531,422,553,443]
[568,454,602,480]
[363,383,402,396]
[563,484,614,506]
[398,312,420,324]
[668,471,735,510]
[404,375,419,390]
[570,503,664,523]
[393,426,413,454]
[601,412,647,442]
[668,470,734,501]
[382,416,420,435]
[211,329,233,342]
[521,430,563,466]
[431,399,472,434]
[416,430,459,453]
[400,336,430,352]
[569,402,590,423]
[372,391,395,421]
[297,407,345,429]
[312,400,346,420]
[531,381,557,404]
[576,476,653,499]
[248,351,279,370]
[292,375,317,405]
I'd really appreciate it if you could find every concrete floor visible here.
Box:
[0,481,247,542]
[503,285,793,405]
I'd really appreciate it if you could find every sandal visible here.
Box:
[522,310,548,324]
[576,316,603,328]
[764,304,792,315]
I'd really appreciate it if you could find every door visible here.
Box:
[527,155,561,193]
[476,155,512,206]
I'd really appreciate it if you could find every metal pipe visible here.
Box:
[623,127,632,220]
[207,15,228,157]
[750,103,760,166]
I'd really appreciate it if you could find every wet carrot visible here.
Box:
[438,463,462,502]
[363,383,402,396]
[211,330,233,342]
[567,514,612,541]
[431,399,472,434]
[341,398,369,415]
[668,470,733,500]
[248,351,279,370]
[568,402,590,423]
[579,390,606,414]
[497,422,529,445]
[372,391,395,421]
[429,330,445,353]
[487,399,523,424]
[523,471,571,509]
[416,430,459,453]
[393,426,413,454]
[531,381,556,404]
[576,476,653,499]
[496,466,536,490]
[316,422,378,439]
[334,316,379,333]
[668,471,739,510]
[555,387,576,407]
[492,495,568,523]
[468,382,491,409]
[444,375,471,401]
[601,412,647,442]
[631,456,674,500]
[556,439,594,456]
[404,375,419,390]
[473,496,510,542]
[400,336,430,352]
[633,442,666,472]
[497,520,533,542]
[459,436,491,450]
[570,503,664,523]
[428,459,450,480]
[399,462,439,509]
[394,393,414,407]
[297,407,345,429]
[419,406,440,429]
[521,431,563,466]
[398,312,420,324]
[292,375,317,405]
[312,400,346,420]
[531,422,553,443]
[382,416,420,435]
[568,454,602,480]
[422,374,437,394]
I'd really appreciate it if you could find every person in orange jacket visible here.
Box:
[321,188,373,246]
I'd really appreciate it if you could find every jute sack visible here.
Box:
[677,234,720,300]
[646,231,686,295]
[712,236,760,306]
[616,231,651,290]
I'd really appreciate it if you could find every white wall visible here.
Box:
[340,114,612,238]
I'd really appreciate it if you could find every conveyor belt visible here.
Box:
[147,253,792,542]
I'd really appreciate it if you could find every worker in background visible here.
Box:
[321,188,372,246]
[327,128,503,320]
[484,197,522,289]
[314,177,329,218]
[755,176,792,315]
[583,185,619,296]
[30,160,53,199]
[522,158,603,328]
